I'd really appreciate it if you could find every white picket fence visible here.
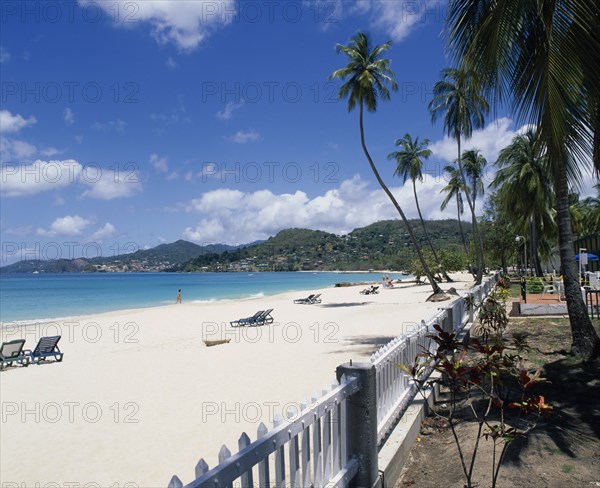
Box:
[371,273,500,445]
[169,376,361,488]
[167,273,500,487]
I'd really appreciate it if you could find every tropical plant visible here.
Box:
[571,184,600,236]
[480,192,517,274]
[402,323,551,488]
[440,164,470,256]
[444,0,600,358]
[388,134,453,282]
[492,130,555,277]
[429,67,489,284]
[462,149,487,212]
[330,32,445,298]
[473,291,509,343]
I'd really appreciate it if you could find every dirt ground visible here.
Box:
[396,316,600,488]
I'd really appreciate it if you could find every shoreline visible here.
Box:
[0,271,411,329]
[1,272,475,486]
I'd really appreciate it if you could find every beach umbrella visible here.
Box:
[575,253,599,261]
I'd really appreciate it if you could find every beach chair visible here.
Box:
[360,285,379,295]
[24,336,63,364]
[309,294,322,304]
[586,272,599,290]
[230,310,264,327]
[294,294,315,304]
[254,309,274,326]
[541,280,557,298]
[0,339,30,370]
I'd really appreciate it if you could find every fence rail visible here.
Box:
[170,376,360,488]
[168,273,500,488]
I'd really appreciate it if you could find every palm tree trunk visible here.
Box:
[594,102,600,173]
[456,196,469,255]
[554,163,600,360]
[359,104,444,296]
[413,181,454,282]
[530,217,544,277]
[456,136,484,284]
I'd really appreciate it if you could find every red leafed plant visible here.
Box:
[400,300,551,488]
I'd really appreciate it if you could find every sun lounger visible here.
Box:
[230,310,265,327]
[360,286,379,295]
[294,293,322,304]
[260,309,274,325]
[24,336,63,364]
[0,339,30,370]
[294,294,315,304]
[230,309,274,327]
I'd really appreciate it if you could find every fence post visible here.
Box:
[440,304,454,332]
[335,362,378,488]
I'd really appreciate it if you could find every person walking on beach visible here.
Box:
[176,289,182,304]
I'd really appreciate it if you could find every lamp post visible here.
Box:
[516,235,527,276]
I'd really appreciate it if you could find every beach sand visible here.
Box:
[0,272,475,487]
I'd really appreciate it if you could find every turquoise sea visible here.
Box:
[0,272,409,323]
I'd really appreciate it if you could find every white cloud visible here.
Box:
[78,0,235,50]
[0,137,37,161]
[181,174,460,244]
[149,153,169,173]
[0,46,10,63]
[217,100,244,120]
[150,96,190,125]
[430,118,520,164]
[4,225,32,236]
[91,223,117,241]
[226,129,261,144]
[0,160,82,197]
[91,119,127,133]
[166,57,177,69]
[81,169,142,200]
[63,108,75,125]
[37,215,91,237]
[0,110,37,134]
[314,0,439,41]
[40,147,63,157]
[368,1,441,42]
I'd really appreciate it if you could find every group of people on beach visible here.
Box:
[382,275,394,288]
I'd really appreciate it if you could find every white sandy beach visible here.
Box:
[1,273,475,487]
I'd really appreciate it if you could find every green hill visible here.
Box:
[0,240,238,273]
[1,220,471,273]
[176,219,472,272]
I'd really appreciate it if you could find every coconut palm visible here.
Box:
[330,32,444,297]
[446,0,600,359]
[429,67,489,284]
[440,164,469,256]
[492,130,555,277]
[388,134,453,282]
[462,149,487,212]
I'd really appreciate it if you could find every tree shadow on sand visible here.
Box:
[319,302,371,308]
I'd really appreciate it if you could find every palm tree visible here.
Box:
[446,0,600,359]
[429,67,489,284]
[329,32,444,297]
[462,149,488,273]
[388,134,453,282]
[578,184,600,234]
[440,164,469,256]
[492,130,555,277]
[462,149,487,212]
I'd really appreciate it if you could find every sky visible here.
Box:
[0,0,596,265]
